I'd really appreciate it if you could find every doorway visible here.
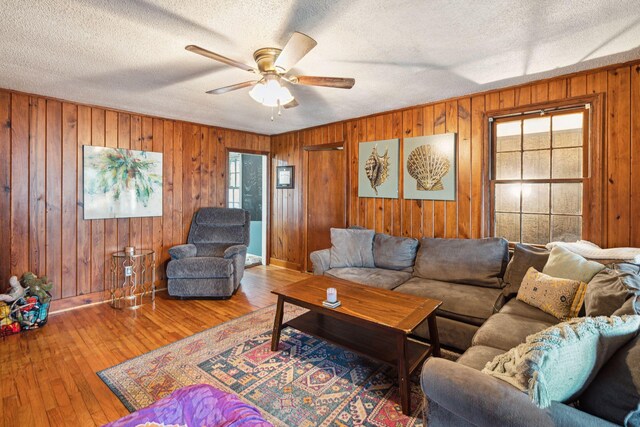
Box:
[304,144,347,271]
[228,152,268,266]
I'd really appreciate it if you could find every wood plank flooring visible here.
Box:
[0,266,308,427]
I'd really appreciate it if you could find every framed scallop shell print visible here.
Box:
[403,133,456,200]
[358,139,399,198]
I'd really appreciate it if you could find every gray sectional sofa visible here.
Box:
[312,232,640,426]
[310,232,510,351]
[421,263,640,427]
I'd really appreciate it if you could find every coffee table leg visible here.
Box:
[397,333,411,415]
[271,296,285,351]
[427,314,441,357]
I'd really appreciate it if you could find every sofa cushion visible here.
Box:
[482,315,640,409]
[579,333,640,426]
[394,277,505,326]
[499,299,560,324]
[457,345,505,371]
[517,267,587,320]
[166,257,233,279]
[325,268,411,290]
[615,296,640,316]
[586,263,640,317]
[373,233,418,271]
[414,315,479,351]
[542,246,604,283]
[547,240,640,264]
[503,244,550,297]
[329,228,375,269]
[414,237,509,288]
[472,312,556,351]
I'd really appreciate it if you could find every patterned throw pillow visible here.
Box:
[517,267,586,320]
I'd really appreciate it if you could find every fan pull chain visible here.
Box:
[271,107,274,121]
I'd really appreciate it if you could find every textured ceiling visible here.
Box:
[1,0,639,135]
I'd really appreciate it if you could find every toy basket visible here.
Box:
[9,292,51,330]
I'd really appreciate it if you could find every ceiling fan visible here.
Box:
[185,32,355,117]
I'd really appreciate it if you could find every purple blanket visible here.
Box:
[104,384,273,427]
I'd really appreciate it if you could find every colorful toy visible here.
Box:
[0,301,21,337]
[0,276,26,303]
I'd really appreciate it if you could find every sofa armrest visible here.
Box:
[310,249,331,275]
[421,358,616,427]
[168,244,197,260]
[223,244,247,259]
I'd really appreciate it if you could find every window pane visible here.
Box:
[551,183,582,215]
[553,113,583,148]
[522,214,550,245]
[496,121,521,152]
[551,215,581,242]
[495,184,520,213]
[523,117,550,150]
[495,213,520,242]
[523,150,550,179]
[522,184,549,214]
[496,152,521,180]
[552,147,582,178]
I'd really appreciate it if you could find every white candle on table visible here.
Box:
[327,287,337,303]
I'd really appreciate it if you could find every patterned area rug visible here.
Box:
[99,304,457,426]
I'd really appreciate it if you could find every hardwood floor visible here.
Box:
[0,266,308,427]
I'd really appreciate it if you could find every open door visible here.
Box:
[228,151,268,266]
[305,144,347,271]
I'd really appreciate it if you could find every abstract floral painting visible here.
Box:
[83,146,163,219]
[403,134,456,200]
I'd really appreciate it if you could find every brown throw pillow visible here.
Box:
[517,267,587,320]
[503,244,550,297]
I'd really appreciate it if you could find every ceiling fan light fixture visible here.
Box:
[249,75,294,107]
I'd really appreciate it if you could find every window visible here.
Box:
[491,108,588,245]
[228,153,241,209]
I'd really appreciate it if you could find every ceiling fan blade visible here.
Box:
[274,32,317,72]
[291,76,355,89]
[185,45,256,73]
[283,99,299,109]
[206,80,258,95]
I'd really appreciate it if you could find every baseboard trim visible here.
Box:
[50,285,168,314]
[269,257,302,271]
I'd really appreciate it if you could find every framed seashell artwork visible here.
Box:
[358,139,399,198]
[403,133,456,200]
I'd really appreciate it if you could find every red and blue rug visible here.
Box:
[99,304,454,426]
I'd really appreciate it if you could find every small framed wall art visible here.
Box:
[276,165,295,189]
[358,139,399,198]
[403,133,456,200]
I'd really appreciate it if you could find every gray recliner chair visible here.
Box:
[166,208,250,298]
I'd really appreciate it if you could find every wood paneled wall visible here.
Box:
[0,89,269,306]
[270,60,640,270]
[271,123,344,269]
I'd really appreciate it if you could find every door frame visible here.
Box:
[225,148,272,266]
[302,142,347,272]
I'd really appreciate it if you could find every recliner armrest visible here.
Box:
[310,249,331,275]
[421,358,616,427]
[168,244,197,260]
[224,244,247,259]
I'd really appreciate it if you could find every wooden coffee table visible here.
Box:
[270,275,442,415]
